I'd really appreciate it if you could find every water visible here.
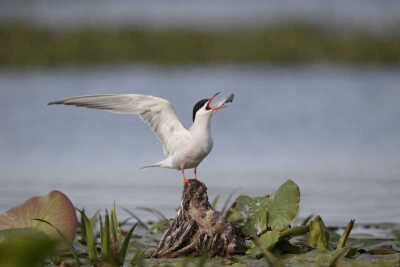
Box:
[1,0,400,29]
[0,64,399,225]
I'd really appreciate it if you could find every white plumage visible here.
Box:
[49,93,233,182]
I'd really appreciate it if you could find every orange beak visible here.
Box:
[206,92,225,111]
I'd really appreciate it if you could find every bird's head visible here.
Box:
[192,92,225,122]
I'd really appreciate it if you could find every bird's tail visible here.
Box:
[139,163,161,170]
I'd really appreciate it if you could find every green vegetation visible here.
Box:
[78,204,137,266]
[0,182,399,266]
[1,22,400,66]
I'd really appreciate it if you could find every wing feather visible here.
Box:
[49,94,190,155]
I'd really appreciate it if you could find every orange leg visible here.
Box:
[194,168,198,180]
[181,169,188,183]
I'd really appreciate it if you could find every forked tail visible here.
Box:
[139,163,161,170]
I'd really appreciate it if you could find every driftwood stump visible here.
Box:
[150,179,246,258]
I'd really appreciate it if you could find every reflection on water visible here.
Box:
[0,64,399,225]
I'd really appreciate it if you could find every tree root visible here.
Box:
[150,179,245,258]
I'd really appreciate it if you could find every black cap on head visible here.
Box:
[192,98,209,122]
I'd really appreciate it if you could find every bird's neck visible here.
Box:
[190,113,213,137]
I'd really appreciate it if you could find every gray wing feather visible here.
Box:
[49,94,189,155]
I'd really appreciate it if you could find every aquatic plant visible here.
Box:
[0,182,398,266]
[0,190,77,251]
[79,203,137,265]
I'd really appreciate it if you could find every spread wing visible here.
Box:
[48,94,190,155]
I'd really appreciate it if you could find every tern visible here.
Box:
[48,92,234,183]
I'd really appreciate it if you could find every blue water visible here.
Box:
[0,64,399,225]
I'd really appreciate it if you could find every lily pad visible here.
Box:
[0,191,77,250]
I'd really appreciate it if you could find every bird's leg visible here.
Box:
[181,169,188,183]
[194,168,198,180]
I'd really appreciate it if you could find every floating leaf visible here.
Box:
[268,180,300,231]
[307,216,332,250]
[0,191,77,251]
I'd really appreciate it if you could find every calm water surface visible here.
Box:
[0,64,399,225]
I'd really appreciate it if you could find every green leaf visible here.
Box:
[307,215,332,251]
[227,195,269,235]
[0,228,57,267]
[280,225,310,239]
[268,180,300,231]
[100,212,110,259]
[90,210,100,228]
[110,207,121,260]
[247,231,280,255]
[32,218,81,266]
[80,210,98,262]
[111,202,121,246]
[120,223,137,263]
[244,210,268,236]
[249,232,283,267]
[227,180,300,236]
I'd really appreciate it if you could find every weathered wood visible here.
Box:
[150,179,246,258]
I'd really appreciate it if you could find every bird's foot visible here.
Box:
[184,178,201,184]
[184,178,200,183]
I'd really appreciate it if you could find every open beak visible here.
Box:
[206,92,224,111]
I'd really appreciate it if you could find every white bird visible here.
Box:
[48,92,234,183]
